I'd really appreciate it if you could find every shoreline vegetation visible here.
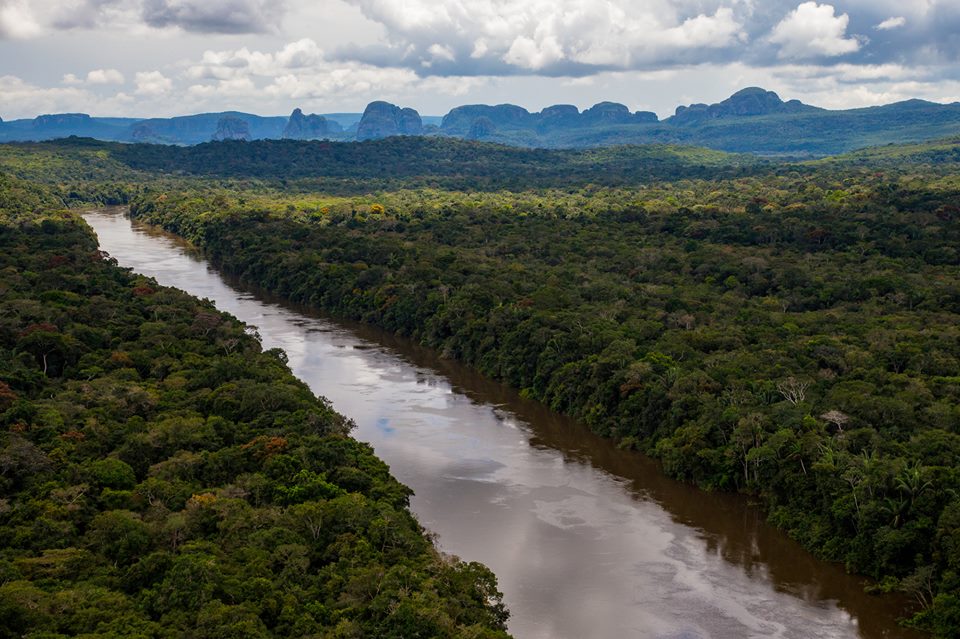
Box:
[4,134,960,635]
[0,175,511,638]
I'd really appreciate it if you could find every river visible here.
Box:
[83,207,919,639]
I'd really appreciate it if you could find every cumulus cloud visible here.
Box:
[876,16,906,30]
[327,0,960,72]
[187,76,257,98]
[0,74,137,116]
[47,0,140,31]
[141,0,286,34]
[0,0,287,38]
[87,68,125,84]
[769,2,861,59]
[0,0,143,36]
[171,38,487,109]
[4,0,960,119]
[340,0,747,75]
[66,68,126,85]
[775,62,919,83]
[185,39,323,81]
[0,1,43,38]
[135,70,172,95]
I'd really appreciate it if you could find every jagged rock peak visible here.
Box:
[356,101,422,140]
[283,108,332,140]
[211,115,251,141]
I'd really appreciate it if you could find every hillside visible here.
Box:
[0,137,762,195]
[3,88,960,157]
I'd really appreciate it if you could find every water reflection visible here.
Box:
[83,208,920,639]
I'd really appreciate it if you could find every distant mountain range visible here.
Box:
[3,87,960,157]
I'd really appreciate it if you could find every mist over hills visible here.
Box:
[3,87,960,157]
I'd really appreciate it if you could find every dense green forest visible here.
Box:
[121,138,960,636]
[1,137,760,195]
[0,175,510,638]
[5,135,960,635]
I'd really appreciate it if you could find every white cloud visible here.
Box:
[135,70,173,95]
[185,39,325,82]
[775,62,919,83]
[427,43,456,62]
[187,76,257,97]
[876,16,906,30]
[62,69,126,85]
[0,75,83,112]
[3,1,960,119]
[503,34,565,70]
[262,67,419,101]
[178,39,484,106]
[344,0,746,73]
[0,1,43,38]
[275,38,323,68]
[0,74,139,117]
[0,0,287,39]
[417,75,490,96]
[86,68,125,84]
[769,2,861,59]
[0,0,146,38]
[471,39,489,59]
[661,8,745,49]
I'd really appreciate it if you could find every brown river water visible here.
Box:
[83,208,921,639]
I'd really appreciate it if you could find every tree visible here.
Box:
[777,377,809,405]
[820,409,850,434]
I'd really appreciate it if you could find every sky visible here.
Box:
[1,0,959,120]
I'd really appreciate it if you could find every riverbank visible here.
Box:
[0,196,511,639]
[124,173,960,635]
[86,207,923,638]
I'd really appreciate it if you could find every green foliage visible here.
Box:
[111,136,758,187]
[125,150,960,635]
[2,137,762,196]
[9,133,960,635]
[0,189,510,637]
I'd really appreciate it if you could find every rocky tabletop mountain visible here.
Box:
[3,87,960,155]
[581,101,658,125]
[356,101,423,141]
[440,102,658,137]
[441,104,535,135]
[669,87,819,124]
[31,113,95,129]
[282,108,343,140]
